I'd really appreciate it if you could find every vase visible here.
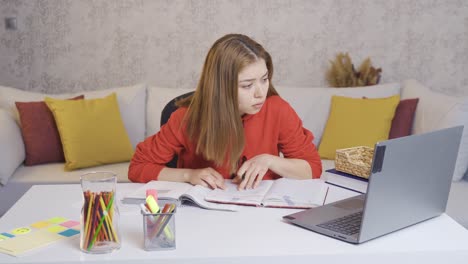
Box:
[80,171,121,254]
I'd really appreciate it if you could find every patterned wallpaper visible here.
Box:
[0,0,467,95]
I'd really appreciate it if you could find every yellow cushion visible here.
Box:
[45,93,134,170]
[318,95,400,159]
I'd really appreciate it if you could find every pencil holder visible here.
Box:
[141,202,177,251]
[80,171,121,254]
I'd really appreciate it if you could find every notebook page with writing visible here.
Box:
[262,178,329,208]
[205,180,274,206]
[180,185,238,211]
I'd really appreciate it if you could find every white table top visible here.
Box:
[1,183,468,264]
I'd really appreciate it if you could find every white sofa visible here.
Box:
[1,80,467,229]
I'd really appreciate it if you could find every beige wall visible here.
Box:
[0,0,467,95]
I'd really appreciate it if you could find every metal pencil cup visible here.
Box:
[141,203,177,251]
[80,171,121,254]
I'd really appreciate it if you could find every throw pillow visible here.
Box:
[0,84,146,150]
[15,95,84,166]
[0,109,25,186]
[388,98,419,139]
[318,95,400,159]
[275,82,401,146]
[45,93,134,170]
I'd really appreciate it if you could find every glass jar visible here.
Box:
[80,171,121,254]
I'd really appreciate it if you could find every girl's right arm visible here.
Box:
[128,108,225,189]
[128,108,187,183]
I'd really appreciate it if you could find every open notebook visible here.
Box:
[123,179,329,211]
[122,181,238,211]
[205,179,329,208]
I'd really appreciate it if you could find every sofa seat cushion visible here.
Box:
[7,162,131,185]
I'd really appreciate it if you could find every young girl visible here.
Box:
[128,34,322,190]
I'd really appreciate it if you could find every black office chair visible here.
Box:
[160,91,195,168]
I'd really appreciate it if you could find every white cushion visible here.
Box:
[0,109,25,186]
[0,85,77,122]
[402,79,468,181]
[276,82,401,146]
[0,84,146,150]
[146,87,195,137]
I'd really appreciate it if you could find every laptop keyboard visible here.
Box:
[317,211,363,235]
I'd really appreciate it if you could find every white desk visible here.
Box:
[1,183,468,264]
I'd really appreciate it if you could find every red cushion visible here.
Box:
[15,95,84,166]
[388,98,419,139]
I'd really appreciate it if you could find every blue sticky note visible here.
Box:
[58,229,80,237]
[1,232,15,238]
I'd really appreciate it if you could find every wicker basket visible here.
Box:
[335,146,374,179]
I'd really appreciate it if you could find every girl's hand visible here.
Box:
[188,167,226,190]
[233,154,274,190]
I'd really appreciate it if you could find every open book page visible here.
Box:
[121,181,237,211]
[262,178,329,208]
[204,180,274,206]
[121,181,193,204]
[180,185,238,211]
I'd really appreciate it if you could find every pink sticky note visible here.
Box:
[60,220,80,228]
[146,189,158,200]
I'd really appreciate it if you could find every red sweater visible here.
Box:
[128,95,322,182]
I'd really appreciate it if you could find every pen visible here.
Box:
[140,203,151,214]
[149,203,175,240]
[155,203,176,239]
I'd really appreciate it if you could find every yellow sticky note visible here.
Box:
[31,221,52,229]
[145,196,160,213]
[0,229,62,256]
[47,226,67,233]
[11,227,31,235]
[47,217,68,224]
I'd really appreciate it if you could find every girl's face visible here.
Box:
[237,59,269,116]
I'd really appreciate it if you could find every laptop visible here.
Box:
[283,126,463,244]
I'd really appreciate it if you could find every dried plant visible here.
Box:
[326,53,382,87]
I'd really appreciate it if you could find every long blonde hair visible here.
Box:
[178,34,278,173]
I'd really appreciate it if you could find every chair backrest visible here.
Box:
[160,91,195,168]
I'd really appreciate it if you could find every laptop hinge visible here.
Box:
[372,145,386,173]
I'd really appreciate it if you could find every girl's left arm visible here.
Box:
[276,100,322,179]
[268,155,314,180]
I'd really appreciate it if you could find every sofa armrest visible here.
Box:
[0,109,25,186]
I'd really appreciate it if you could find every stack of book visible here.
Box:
[324,168,368,193]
